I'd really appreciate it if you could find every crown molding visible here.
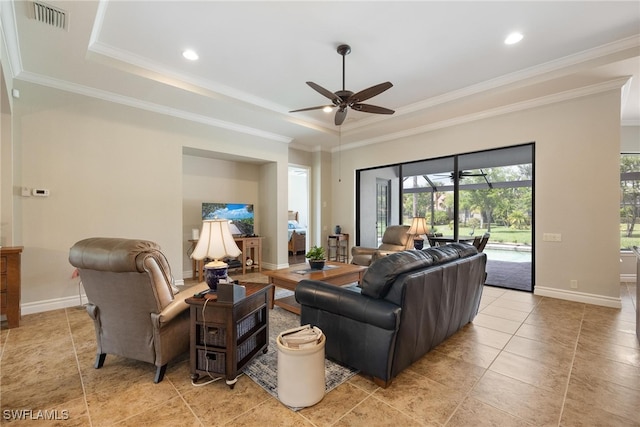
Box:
[17,71,293,143]
[0,0,23,79]
[336,77,630,152]
[345,35,640,133]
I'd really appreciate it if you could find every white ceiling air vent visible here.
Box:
[32,1,67,30]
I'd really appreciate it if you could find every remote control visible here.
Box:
[193,289,210,298]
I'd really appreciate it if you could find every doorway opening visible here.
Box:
[288,165,310,265]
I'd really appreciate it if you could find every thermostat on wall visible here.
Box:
[32,188,50,197]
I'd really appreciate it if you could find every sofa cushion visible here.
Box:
[446,242,479,258]
[361,250,435,298]
[422,243,475,264]
[360,243,479,299]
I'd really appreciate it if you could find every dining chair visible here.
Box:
[475,232,490,252]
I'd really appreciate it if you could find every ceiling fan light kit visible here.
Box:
[290,44,395,126]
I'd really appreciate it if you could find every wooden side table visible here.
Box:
[186,282,271,388]
[234,236,263,275]
[327,234,349,263]
[1,246,23,329]
[190,237,263,281]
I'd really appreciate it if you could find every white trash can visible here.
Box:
[277,325,326,408]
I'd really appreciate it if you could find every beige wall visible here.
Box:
[1,109,12,246]
[1,50,15,246]
[288,147,313,167]
[181,155,261,276]
[310,150,333,248]
[332,90,623,306]
[621,126,639,152]
[12,86,289,311]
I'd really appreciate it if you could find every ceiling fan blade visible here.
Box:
[350,82,393,103]
[335,108,348,126]
[307,82,340,104]
[289,105,332,113]
[351,103,395,115]
[460,170,487,176]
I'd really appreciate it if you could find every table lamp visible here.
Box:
[191,219,242,292]
[407,217,429,250]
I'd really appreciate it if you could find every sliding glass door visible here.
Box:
[356,143,534,291]
[376,178,391,245]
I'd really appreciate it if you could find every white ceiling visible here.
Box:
[3,1,640,151]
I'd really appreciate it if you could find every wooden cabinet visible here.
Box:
[186,283,270,388]
[1,246,23,329]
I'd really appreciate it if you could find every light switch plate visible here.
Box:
[543,233,562,242]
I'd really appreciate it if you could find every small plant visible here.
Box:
[305,245,326,260]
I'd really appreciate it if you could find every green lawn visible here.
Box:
[430,225,532,246]
[427,224,640,249]
[620,225,640,250]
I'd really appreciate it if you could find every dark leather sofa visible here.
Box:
[295,243,486,387]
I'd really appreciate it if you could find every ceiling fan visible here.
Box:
[289,44,395,126]
[435,170,488,180]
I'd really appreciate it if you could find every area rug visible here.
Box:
[242,295,359,410]
[485,259,532,291]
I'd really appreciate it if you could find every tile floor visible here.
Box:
[1,272,638,426]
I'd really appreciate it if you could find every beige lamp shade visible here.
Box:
[191,219,242,266]
[407,217,428,236]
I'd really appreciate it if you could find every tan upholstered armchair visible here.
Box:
[351,225,414,266]
[69,237,208,383]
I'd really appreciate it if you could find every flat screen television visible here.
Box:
[202,203,254,236]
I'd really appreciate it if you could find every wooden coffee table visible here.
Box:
[264,262,366,314]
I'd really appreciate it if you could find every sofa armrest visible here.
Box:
[152,282,209,328]
[371,249,398,263]
[351,246,378,257]
[295,280,400,331]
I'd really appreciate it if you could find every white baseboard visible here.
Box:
[534,286,622,308]
[21,294,89,315]
[21,279,190,315]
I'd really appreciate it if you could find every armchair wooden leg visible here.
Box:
[94,353,106,369]
[154,364,167,383]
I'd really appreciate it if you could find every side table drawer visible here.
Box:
[198,324,226,347]
[196,348,225,374]
[244,238,259,248]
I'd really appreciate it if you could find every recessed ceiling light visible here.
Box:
[182,49,199,61]
[322,106,333,113]
[504,32,524,45]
